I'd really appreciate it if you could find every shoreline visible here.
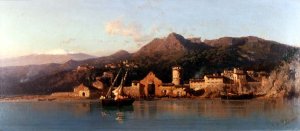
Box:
[0,95,101,103]
[0,94,280,102]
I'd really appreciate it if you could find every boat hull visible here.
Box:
[221,93,254,100]
[101,98,135,106]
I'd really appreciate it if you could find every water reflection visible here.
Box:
[132,99,300,127]
[101,106,134,124]
[0,99,299,130]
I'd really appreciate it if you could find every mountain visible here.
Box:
[133,32,209,61]
[0,51,131,95]
[132,33,298,82]
[0,32,298,95]
[0,53,96,67]
[111,50,131,58]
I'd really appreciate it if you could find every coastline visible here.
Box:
[0,94,274,102]
[0,95,101,103]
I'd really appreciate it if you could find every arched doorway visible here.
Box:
[82,92,85,97]
[148,82,155,97]
[162,90,167,97]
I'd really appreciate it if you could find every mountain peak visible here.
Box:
[110,50,131,58]
[133,32,208,60]
[113,50,129,55]
[166,32,185,41]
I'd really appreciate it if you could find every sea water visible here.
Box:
[0,99,299,130]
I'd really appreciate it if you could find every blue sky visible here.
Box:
[0,0,300,58]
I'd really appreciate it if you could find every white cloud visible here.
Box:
[105,20,155,46]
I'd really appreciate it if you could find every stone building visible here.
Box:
[189,74,224,90]
[189,79,205,90]
[204,75,224,84]
[232,68,247,83]
[73,83,100,98]
[140,72,163,97]
[189,68,268,94]
[122,72,164,98]
[222,68,267,93]
[123,80,143,98]
[76,65,95,72]
[124,66,188,98]
[172,66,182,85]
[102,71,114,78]
[92,80,105,90]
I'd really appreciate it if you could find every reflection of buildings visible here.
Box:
[72,102,92,117]
[100,106,134,124]
[132,99,298,123]
[30,102,92,117]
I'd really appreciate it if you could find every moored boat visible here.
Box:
[101,68,135,106]
[101,98,135,106]
[220,92,254,100]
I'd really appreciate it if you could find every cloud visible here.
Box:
[104,19,186,47]
[61,38,76,45]
[105,20,155,46]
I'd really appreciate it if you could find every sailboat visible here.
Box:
[220,82,254,100]
[101,68,135,106]
[220,92,253,100]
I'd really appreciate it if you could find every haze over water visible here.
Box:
[0,99,299,130]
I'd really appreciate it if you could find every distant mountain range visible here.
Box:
[0,32,298,95]
[0,53,96,67]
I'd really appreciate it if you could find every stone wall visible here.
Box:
[190,81,206,90]
[139,72,163,96]
[157,85,174,97]
[123,86,141,98]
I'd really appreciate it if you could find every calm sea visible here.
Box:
[0,99,299,130]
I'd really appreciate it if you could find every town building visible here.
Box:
[172,66,182,85]
[73,83,101,98]
[139,72,163,97]
[124,66,188,98]
[189,68,267,94]
[189,79,205,90]
[204,75,224,84]
[102,71,114,78]
[76,65,95,72]
[123,67,268,98]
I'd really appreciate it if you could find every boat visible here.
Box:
[220,92,254,100]
[101,98,135,106]
[101,68,135,106]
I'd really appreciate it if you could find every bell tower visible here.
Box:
[172,66,182,85]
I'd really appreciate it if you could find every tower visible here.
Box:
[172,66,182,85]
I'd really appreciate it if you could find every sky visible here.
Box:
[0,0,300,58]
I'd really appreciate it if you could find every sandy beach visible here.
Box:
[0,95,101,102]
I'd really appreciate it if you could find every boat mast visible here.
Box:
[106,68,122,98]
[118,69,129,96]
